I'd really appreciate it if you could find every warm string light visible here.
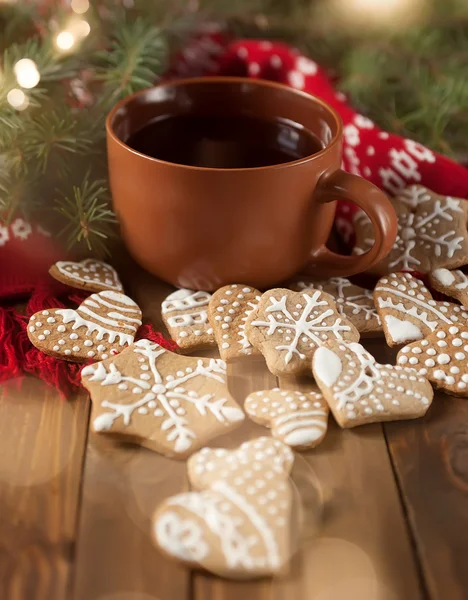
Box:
[70,0,89,14]
[55,16,91,52]
[333,0,425,27]
[13,58,40,89]
[7,88,29,111]
[56,31,75,50]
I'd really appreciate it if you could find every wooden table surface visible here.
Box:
[1,259,467,600]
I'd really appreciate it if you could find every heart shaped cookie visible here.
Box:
[429,268,468,307]
[245,388,329,450]
[152,437,297,579]
[49,259,123,293]
[312,341,433,428]
[27,290,142,362]
[374,272,468,347]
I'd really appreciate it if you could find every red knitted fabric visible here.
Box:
[1,31,468,395]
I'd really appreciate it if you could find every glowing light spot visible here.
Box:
[7,88,29,111]
[71,0,89,13]
[14,58,40,89]
[56,31,75,51]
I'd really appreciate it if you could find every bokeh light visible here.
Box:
[56,31,75,50]
[70,0,89,14]
[72,19,91,38]
[14,58,40,89]
[7,88,29,110]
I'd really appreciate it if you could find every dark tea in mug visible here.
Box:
[125,113,324,168]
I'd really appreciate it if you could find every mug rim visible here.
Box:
[106,76,343,172]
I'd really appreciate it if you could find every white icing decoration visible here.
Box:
[167,311,207,328]
[155,511,209,561]
[432,268,456,287]
[84,340,243,453]
[162,289,210,313]
[354,190,467,270]
[384,315,423,343]
[252,292,352,364]
[162,289,213,343]
[296,277,379,324]
[55,260,122,291]
[313,347,342,385]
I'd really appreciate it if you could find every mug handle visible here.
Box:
[305,169,397,277]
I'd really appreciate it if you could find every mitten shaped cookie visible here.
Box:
[312,341,433,428]
[397,325,468,397]
[208,284,261,360]
[374,272,468,347]
[245,288,359,376]
[28,290,142,362]
[290,277,381,335]
[354,185,468,275]
[152,437,297,579]
[245,388,328,450]
[162,289,215,350]
[82,340,244,458]
[49,259,124,293]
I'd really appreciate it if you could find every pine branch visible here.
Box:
[94,17,168,107]
[54,175,117,255]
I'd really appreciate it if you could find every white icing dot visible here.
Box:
[455,352,466,360]
[421,340,429,346]
[138,407,148,415]
[437,331,446,339]
[64,349,71,355]
[437,354,450,365]
[57,325,66,332]
[97,344,105,352]
[47,317,56,323]
[437,341,447,347]
[72,345,80,352]
[399,356,408,364]
[53,345,60,351]
[101,354,108,360]
[38,335,45,341]
[179,331,188,338]
[411,347,422,354]
[29,326,35,333]
[449,326,459,334]
[87,351,95,358]
[426,348,436,356]
[425,359,435,367]
[221,324,229,330]
[70,333,78,340]
[222,342,230,349]
[452,338,463,347]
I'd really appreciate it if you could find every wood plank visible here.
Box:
[381,335,468,600]
[73,264,191,600]
[268,369,424,600]
[0,378,89,600]
[192,357,278,600]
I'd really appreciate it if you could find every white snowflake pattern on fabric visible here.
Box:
[344,146,361,175]
[343,124,360,147]
[288,70,305,90]
[82,340,244,457]
[354,115,374,129]
[296,56,318,75]
[11,218,32,241]
[0,225,9,247]
[404,139,436,163]
[354,185,468,274]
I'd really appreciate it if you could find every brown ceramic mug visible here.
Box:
[107,77,397,290]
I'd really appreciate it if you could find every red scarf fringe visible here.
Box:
[0,286,177,398]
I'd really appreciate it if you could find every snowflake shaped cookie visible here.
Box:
[429,268,468,307]
[245,288,359,376]
[397,325,468,397]
[162,289,215,350]
[28,291,142,362]
[152,437,297,579]
[49,259,123,293]
[245,388,328,450]
[312,341,433,428]
[208,284,261,360]
[374,272,468,347]
[81,340,244,458]
[354,185,468,275]
[290,277,381,335]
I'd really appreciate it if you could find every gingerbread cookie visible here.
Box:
[81,339,244,457]
[290,277,381,335]
[152,437,296,579]
[245,288,360,376]
[397,325,468,397]
[312,341,433,428]
[374,272,468,347]
[162,289,215,350]
[28,290,142,362]
[354,185,468,275]
[208,284,261,360]
[49,259,123,293]
[245,388,328,450]
[429,268,468,307]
